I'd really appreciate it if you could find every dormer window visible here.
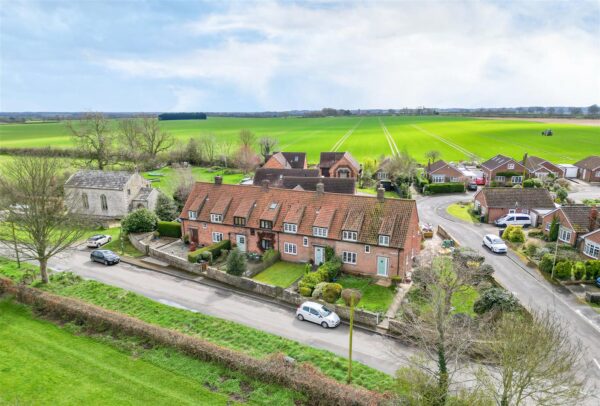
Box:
[313,227,328,238]
[284,223,297,233]
[342,231,357,241]
[260,220,273,229]
[188,210,197,220]
[234,216,246,226]
[211,214,223,223]
[379,235,390,246]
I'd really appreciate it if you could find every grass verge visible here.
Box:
[0,299,303,405]
[446,203,479,223]
[252,261,306,288]
[335,274,395,313]
[0,257,394,392]
[405,285,479,317]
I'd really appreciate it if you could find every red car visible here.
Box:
[475,177,486,185]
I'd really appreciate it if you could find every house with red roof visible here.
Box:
[180,177,421,279]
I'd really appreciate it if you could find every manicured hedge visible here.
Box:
[157,221,182,238]
[424,182,465,194]
[297,257,342,295]
[188,240,231,263]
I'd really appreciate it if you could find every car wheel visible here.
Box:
[104,260,108,266]
[108,236,112,242]
[297,314,304,321]
[321,322,328,329]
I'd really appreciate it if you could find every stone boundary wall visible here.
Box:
[128,233,203,274]
[437,225,460,247]
[204,267,381,327]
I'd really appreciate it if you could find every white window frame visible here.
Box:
[379,235,390,246]
[558,227,572,243]
[313,227,328,238]
[212,232,223,243]
[284,242,297,255]
[507,163,515,170]
[583,241,600,259]
[596,171,600,177]
[511,176,523,184]
[342,230,358,241]
[545,222,551,231]
[302,237,309,247]
[495,176,505,182]
[450,177,459,183]
[364,245,371,253]
[188,210,197,220]
[342,251,357,265]
[283,223,297,234]
[210,213,222,223]
[377,172,388,180]
[432,174,445,183]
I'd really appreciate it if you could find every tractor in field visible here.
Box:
[541,129,553,136]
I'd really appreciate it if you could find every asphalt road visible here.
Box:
[417,192,600,385]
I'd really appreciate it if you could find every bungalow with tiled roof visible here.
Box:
[425,160,467,184]
[540,205,599,246]
[481,154,526,186]
[253,168,319,186]
[473,187,555,223]
[319,152,361,179]
[574,156,600,183]
[180,177,421,279]
[252,168,355,194]
[263,152,307,170]
[581,228,600,259]
[522,156,564,179]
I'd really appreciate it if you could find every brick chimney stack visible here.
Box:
[377,186,385,202]
[316,181,324,195]
[262,179,270,191]
[590,206,598,231]
[214,176,223,185]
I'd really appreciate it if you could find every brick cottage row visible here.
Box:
[180,177,421,279]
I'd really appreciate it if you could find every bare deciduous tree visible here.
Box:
[476,311,586,406]
[199,134,217,164]
[258,136,279,161]
[239,129,256,149]
[118,118,144,165]
[425,150,441,163]
[383,148,418,181]
[66,112,115,169]
[172,166,195,211]
[0,157,88,283]
[234,145,260,174]
[217,139,234,167]
[139,117,174,159]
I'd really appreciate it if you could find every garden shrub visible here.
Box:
[341,289,362,307]
[539,254,555,274]
[524,241,538,258]
[573,262,586,281]
[121,208,159,234]
[527,229,544,239]
[322,283,343,303]
[502,225,525,243]
[226,248,247,276]
[554,260,573,280]
[319,257,342,280]
[325,246,336,262]
[423,182,465,194]
[154,193,179,221]
[298,272,325,293]
[299,287,312,297]
[585,260,600,280]
[200,251,212,263]
[297,257,341,295]
[157,221,182,238]
[188,240,231,263]
[473,288,519,315]
[548,217,559,242]
[311,282,328,299]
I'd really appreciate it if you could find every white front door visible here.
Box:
[236,234,246,252]
[377,256,389,277]
[315,246,325,265]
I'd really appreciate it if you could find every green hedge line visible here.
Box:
[188,240,231,263]
[297,257,342,296]
[157,221,182,238]
[424,182,465,194]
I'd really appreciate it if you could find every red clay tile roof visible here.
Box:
[253,168,319,185]
[477,187,555,209]
[232,198,256,219]
[281,152,306,169]
[259,201,281,222]
[342,208,364,232]
[574,156,600,171]
[210,195,232,215]
[283,203,305,224]
[427,160,449,173]
[558,205,599,233]
[281,177,355,194]
[319,152,360,171]
[188,194,207,212]
[181,182,418,249]
[481,154,520,170]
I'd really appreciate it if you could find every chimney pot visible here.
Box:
[377,187,385,202]
[316,181,325,195]
[214,176,223,185]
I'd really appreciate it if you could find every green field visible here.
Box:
[1,116,598,164]
[0,300,250,405]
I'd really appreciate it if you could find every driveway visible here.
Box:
[416,192,600,385]
[0,246,415,376]
[567,179,600,203]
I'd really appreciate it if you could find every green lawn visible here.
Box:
[405,285,480,317]
[446,203,480,224]
[1,116,597,164]
[335,274,395,313]
[143,166,246,196]
[357,187,399,199]
[0,300,234,405]
[252,261,307,288]
[0,258,394,392]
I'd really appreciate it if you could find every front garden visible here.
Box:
[446,202,480,224]
[252,261,307,288]
[334,275,395,313]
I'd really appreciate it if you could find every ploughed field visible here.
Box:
[1,116,598,164]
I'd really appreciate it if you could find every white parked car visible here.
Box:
[86,234,112,248]
[494,213,532,228]
[483,234,508,254]
[296,301,341,328]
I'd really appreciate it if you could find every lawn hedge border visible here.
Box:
[0,278,386,406]
[157,221,182,238]
[188,240,231,263]
[424,182,465,194]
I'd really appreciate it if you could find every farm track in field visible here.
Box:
[331,118,364,151]
[278,117,338,150]
[410,124,479,161]
[379,117,400,156]
[473,132,576,162]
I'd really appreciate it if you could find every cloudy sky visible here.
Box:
[1,0,599,112]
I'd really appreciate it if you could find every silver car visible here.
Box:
[296,301,341,328]
[86,234,112,248]
[483,234,508,254]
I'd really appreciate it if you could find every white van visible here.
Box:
[494,213,532,228]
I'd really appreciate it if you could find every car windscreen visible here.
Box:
[491,237,503,244]
[320,306,332,316]
[89,235,102,240]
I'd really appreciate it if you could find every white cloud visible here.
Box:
[96,1,600,109]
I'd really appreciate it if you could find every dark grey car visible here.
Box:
[90,249,120,265]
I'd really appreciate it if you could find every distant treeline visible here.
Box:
[158,112,207,121]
